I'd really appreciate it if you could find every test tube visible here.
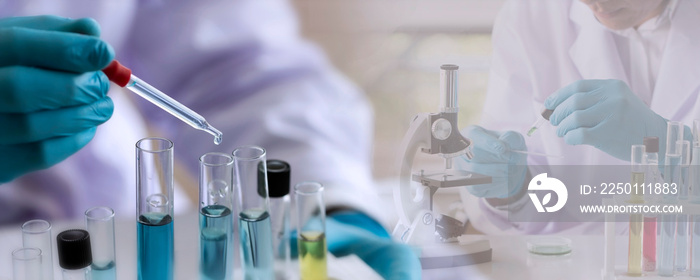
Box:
[691,126,700,276]
[57,229,93,280]
[643,137,659,272]
[262,160,292,279]
[233,146,275,280]
[677,140,691,272]
[136,137,174,280]
[199,153,235,280]
[692,214,700,277]
[628,145,645,276]
[526,109,554,137]
[12,248,42,280]
[85,207,117,280]
[295,182,328,280]
[21,219,53,280]
[659,121,684,276]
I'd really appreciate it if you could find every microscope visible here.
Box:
[392,64,493,269]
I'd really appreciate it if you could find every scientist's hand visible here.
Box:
[457,125,527,198]
[545,79,671,161]
[0,16,115,183]
[325,211,421,280]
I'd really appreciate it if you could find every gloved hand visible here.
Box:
[545,79,683,161]
[293,211,421,279]
[457,125,528,198]
[0,15,115,183]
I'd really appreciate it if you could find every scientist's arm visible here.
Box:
[0,16,114,183]
[545,79,691,162]
[122,1,419,277]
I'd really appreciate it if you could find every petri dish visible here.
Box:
[527,236,572,256]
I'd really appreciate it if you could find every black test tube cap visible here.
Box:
[541,109,554,121]
[644,137,659,153]
[258,159,291,198]
[57,229,92,270]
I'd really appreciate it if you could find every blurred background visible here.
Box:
[292,0,506,181]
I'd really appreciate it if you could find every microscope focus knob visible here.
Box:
[431,118,452,140]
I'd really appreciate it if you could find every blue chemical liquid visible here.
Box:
[239,209,274,280]
[200,205,234,280]
[137,213,174,280]
[92,261,116,280]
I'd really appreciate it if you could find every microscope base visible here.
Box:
[418,239,492,269]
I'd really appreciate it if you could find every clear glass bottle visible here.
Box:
[56,229,93,280]
[261,160,292,279]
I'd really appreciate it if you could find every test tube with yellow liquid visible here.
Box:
[295,182,327,280]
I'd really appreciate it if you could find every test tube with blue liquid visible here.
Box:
[136,137,175,280]
[199,153,235,280]
[659,121,683,276]
[233,146,275,280]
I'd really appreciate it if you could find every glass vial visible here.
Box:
[233,146,275,280]
[659,121,684,276]
[295,181,327,280]
[85,207,117,280]
[262,159,292,279]
[21,219,53,280]
[136,137,174,280]
[12,248,42,280]
[57,229,93,280]
[199,152,235,280]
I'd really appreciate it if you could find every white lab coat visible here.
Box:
[461,0,700,235]
[0,0,384,225]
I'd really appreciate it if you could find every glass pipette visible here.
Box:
[526,109,554,137]
[102,60,222,145]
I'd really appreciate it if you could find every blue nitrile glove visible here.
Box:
[456,125,528,198]
[545,79,690,161]
[292,211,421,279]
[0,16,115,183]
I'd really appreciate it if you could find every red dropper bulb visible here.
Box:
[102,60,132,87]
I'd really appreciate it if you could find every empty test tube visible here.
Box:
[12,248,42,280]
[102,60,223,145]
[21,220,53,280]
[526,109,554,137]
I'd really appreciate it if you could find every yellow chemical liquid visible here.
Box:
[629,214,643,276]
[299,231,327,280]
[630,172,645,203]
